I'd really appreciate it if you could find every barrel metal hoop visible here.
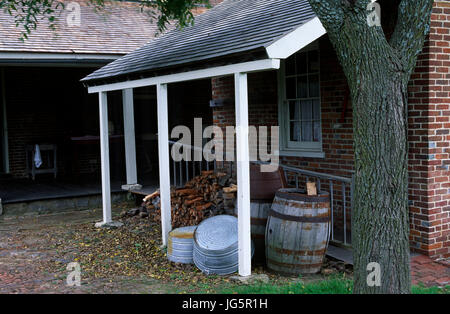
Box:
[268,209,329,223]
[266,245,326,256]
[267,258,323,269]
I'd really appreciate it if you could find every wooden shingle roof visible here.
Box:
[0,0,159,55]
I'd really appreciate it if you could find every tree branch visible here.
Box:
[307,0,346,37]
[389,0,434,76]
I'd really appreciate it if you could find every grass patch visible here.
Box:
[221,276,353,294]
[412,284,450,294]
[220,277,450,294]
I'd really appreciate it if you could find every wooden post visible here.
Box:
[99,92,112,224]
[157,83,172,246]
[122,88,138,186]
[234,72,251,277]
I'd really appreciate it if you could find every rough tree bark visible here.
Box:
[307,0,434,293]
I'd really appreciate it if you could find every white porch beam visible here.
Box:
[234,72,252,277]
[122,88,138,187]
[88,59,280,94]
[265,17,326,59]
[157,83,172,246]
[98,92,112,224]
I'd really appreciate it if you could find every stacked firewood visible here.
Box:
[142,170,237,228]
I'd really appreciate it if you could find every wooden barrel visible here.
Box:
[248,164,287,263]
[250,201,271,264]
[266,188,330,274]
[250,164,287,200]
[234,201,271,264]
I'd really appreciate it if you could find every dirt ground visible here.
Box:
[0,203,350,294]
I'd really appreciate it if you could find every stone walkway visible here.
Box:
[411,255,450,287]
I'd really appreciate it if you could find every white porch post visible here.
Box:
[234,72,251,277]
[122,88,139,189]
[157,83,172,246]
[98,91,112,224]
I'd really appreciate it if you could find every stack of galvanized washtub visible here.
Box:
[167,215,253,275]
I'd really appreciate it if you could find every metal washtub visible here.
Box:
[167,225,198,264]
[193,215,254,275]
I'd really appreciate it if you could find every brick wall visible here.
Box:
[408,0,450,259]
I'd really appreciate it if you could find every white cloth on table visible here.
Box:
[34,144,42,168]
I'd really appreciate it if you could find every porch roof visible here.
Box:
[82,0,325,86]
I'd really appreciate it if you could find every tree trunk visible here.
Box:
[345,27,411,294]
[351,58,410,294]
[307,0,434,294]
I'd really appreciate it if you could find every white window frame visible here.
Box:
[278,43,324,158]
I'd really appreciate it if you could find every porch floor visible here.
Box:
[0,179,124,204]
[129,185,159,197]
[0,178,161,205]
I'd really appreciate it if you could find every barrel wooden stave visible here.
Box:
[266,189,330,274]
[249,201,271,263]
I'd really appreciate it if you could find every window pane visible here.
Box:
[309,74,320,97]
[302,121,313,142]
[286,77,296,99]
[297,76,307,98]
[313,99,321,120]
[313,121,321,142]
[289,101,300,120]
[296,52,307,74]
[300,100,312,121]
[308,50,319,73]
[285,55,295,76]
[290,122,301,142]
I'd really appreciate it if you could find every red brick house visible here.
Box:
[208,1,450,260]
[81,0,450,267]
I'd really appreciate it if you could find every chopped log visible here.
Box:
[185,197,203,206]
[143,190,160,202]
[196,202,213,211]
[223,184,237,193]
[176,188,197,196]
[307,181,317,196]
